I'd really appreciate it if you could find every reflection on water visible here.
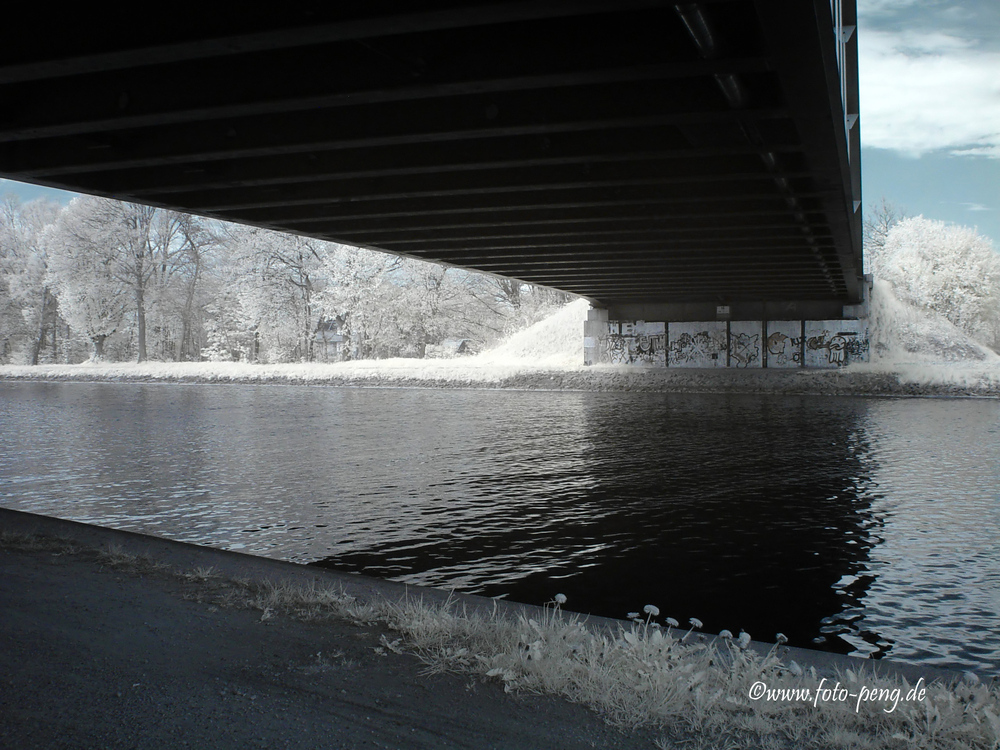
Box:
[859,401,1000,670]
[1,381,998,672]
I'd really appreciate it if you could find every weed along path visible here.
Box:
[2,509,996,750]
[0,511,655,750]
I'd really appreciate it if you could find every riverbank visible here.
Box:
[4,359,1000,398]
[3,508,995,749]
[1,509,659,750]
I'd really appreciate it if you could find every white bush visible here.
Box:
[873,217,1000,349]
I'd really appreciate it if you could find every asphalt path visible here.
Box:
[0,509,660,750]
[0,508,960,749]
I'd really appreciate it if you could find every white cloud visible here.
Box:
[858,0,922,15]
[859,29,1000,157]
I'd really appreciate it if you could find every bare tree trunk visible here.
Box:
[303,296,313,362]
[135,283,147,362]
[179,266,200,361]
[179,319,192,361]
[29,287,50,366]
[129,204,155,364]
[92,334,106,360]
[178,218,205,362]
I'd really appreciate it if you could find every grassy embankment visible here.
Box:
[3,531,998,750]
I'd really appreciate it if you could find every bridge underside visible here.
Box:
[0,1,862,316]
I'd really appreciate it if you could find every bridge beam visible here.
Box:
[0,1,865,354]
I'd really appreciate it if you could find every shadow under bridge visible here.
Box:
[0,0,863,320]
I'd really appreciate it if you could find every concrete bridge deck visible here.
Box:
[0,1,862,316]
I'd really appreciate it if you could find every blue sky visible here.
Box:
[858,0,1000,242]
[2,2,998,245]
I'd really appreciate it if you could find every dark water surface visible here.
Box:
[2,381,998,672]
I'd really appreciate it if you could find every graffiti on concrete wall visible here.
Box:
[605,321,667,365]
[765,321,802,368]
[599,318,869,368]
[729,321,762,368]
[668,322,727,367]
[804,321,870,368]
[805,332,852,366]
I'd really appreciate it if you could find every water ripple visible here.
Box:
[1,382,998,672]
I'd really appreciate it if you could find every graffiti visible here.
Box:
[634,332,667,364]
[846,337,869,358]
[766,332,802,366]
[603,321,666,365]
[668,329,727,366]
[829,335,847,365]
[806,331,865,367]
[600,319,870,368]
[606,335,628,364]
[730,332,761,368]
[803,322,870,368]
[604,331,666,365]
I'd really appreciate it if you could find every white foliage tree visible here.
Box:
[317,246,508,359]
[211,224,326,362]
[0,197,62,363]
[44,205,130,361]
[318,243,404,359]
[877,216,1000,349]
[169,213,217,361]
[4,190,577,365]
[44,196,202,362]
[863,197,907,276]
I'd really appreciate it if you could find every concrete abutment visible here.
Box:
[584,282,872,369]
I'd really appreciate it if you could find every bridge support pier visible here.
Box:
[584,284,871,370]
[583,308,609,366]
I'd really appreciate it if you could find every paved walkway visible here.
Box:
[0,508,958,749]
[1,509,662,750]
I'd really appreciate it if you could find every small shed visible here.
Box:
[315,316,346,362]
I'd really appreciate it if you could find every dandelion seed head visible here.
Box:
[665,617,679,628]
[737,631,751,648]
[643,604,660,616]
[554,593,567,605]
[719,630,733,639]
[776,633,788,645]
[689,618,703,629]
[627,612,640,620]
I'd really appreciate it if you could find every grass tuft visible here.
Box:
[97,543,169,574]
[179,566,219,582]
[0,531,82,555]
[212,577,379,626]
[371,596,1000,750]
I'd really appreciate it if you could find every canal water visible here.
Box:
[2,381,998,673]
